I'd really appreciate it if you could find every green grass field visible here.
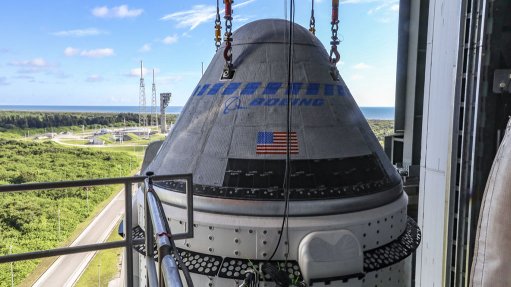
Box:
[0,133,138,286]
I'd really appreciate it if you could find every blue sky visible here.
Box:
[0,0,399,107]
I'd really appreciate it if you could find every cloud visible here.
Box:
[160,5,215,30]
[13,75,35,80]
[342,0,389,3]
[80,48,115,58]
[353,62,372,70]
[159,75,184,84]
[126,67,160,78]
[162,35,178,45]
[14,75,36,82]
[52,71,72,79]
[160,0,256,30]
[139,43,152,52]
[64,47,80,56]
[0,77,9,85]
[0,48,11,54]
[92,5,143,18]
[52,28,106,37]
[9,58,55,73]
[236,15,253,23]
[9,58,50,68]
[351,74,365,80]
[365,0,399,15]
[64,47,115,58]
[86,75,104,82]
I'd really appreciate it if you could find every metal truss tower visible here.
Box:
[151,69,158,127]
[138,61,147,127]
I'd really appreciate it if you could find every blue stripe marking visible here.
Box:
[241,82,261,95]
[222,82,241,95]
[263,82,282,95]
[286,83,303,95]
[207,83,224,95]
[337,85,347,96]
[192,85,201,96]
[306,83,320,95]
[324,84,334,96]
[197,84,210,96]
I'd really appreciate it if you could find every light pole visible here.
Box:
[86,187,89,213]
[58,208,61,239]
[9,245,13,287]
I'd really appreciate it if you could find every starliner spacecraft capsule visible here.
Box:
[132,19,421,286]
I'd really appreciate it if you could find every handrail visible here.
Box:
[144,172,194,286]
[0,173,194,287]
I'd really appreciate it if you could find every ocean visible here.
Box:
[0,105,395,120]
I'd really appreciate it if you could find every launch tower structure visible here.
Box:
[159,93,171,133]
[138,61,147,127]
[150,69,158,127]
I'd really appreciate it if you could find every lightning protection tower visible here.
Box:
[151,69,158,127]
[138,61,147,127]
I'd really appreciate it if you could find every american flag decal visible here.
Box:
[256,131,299,154]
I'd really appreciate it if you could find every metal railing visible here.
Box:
[144,172,194,287]
[0,173,194,287]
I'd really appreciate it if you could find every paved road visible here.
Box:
[52,136,146,148]
[33,189,127,287]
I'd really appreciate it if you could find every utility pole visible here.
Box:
[10,245,13,287]
[138,61,147,127]
[58,208,61,239]
[86,187,89,213]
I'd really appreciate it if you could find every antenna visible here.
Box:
[151,69,158,127]
[138,61,147,126]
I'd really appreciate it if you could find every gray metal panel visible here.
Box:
[141,140,164,173]
[303,127,370,159]
[232,19,324,47]
[194,155,228,186]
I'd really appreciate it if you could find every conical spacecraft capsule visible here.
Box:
[133,19,421,286]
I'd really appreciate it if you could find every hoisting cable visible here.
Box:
[329,0,341,80]
[283,0,296,268]
[266,2,295,282]
[309,0,316,35]
[222,0,235,78]
[214,0,222,50]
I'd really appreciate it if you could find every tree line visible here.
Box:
[0,111,141,129]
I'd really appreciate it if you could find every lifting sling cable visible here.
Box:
[223,0,233,68]
[329,0,341,80]
[309,0,316,35]
[214,0,222,50]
